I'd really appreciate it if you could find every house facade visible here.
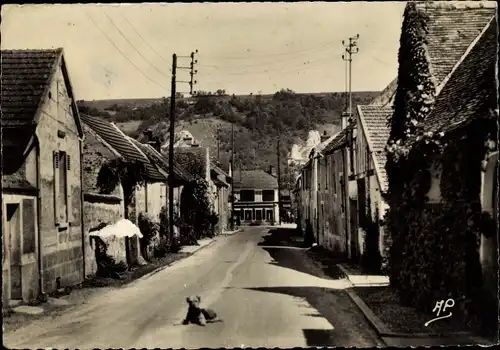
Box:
[385,2,497,328]
[354,101,394,271]
[82,123,126,277]
[2,48,85,305]
[232,168,279,225]
[320,123,357,258]
[80,113,173,262]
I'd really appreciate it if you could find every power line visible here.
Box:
[120,13,172,72]
[86,11,170,92]
[199,44,341,69]
[204,41,339,60]
[200,55,337,78]
[103,11,170,79]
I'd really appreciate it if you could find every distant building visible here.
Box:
[232,168,279,225]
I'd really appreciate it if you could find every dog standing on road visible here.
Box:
[182,295,219,326]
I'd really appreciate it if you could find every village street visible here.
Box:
[3,227,384,349]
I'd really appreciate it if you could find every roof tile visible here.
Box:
[233,169,278,190]
[415,4,495,85]
[421,17,497,135]
[358,105,393,192]
[1,49,61,125]
[80,113,166,181]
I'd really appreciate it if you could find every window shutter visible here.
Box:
[66,154,73,223]
[53,151,60,225]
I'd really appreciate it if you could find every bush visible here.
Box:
[138,212,160,260]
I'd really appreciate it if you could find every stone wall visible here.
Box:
[83,197,124,277]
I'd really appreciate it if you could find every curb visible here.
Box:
[339,264,483,340]
[221,229,241,236]
[137,238,217,282]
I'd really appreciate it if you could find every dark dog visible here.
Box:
[182,295,219,326]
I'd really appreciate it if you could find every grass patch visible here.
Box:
[354,286,476,334]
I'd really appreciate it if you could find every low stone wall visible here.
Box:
[83,194,124,277]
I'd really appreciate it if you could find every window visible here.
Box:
[240,190,255,202]
[54,150,71,225]
[263,190,275,202]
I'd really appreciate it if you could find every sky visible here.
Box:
[2,2,407,100]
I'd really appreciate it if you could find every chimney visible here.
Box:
[341,112,350,130]
[152,140,161,152]
[206,147,211,182]
[269,165,276,177]
[143,129,153,142]
[321,130,329,143]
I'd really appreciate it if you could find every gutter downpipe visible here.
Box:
[80,138,86,279]
[35,138,44,297]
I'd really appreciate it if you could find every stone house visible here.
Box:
[385,2,497,328]
[2,48,85,305]
[81,123,126,277]
[353,79,396,271]
[80,113,175,261]
[232,168,279,225]
[317,123,357,257]
[299,131,336,245]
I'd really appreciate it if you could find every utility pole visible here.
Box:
[342,34,359,122]
[168,50,198,247]
[341,35,359,260]
[277,132,282,225]
[216,126,220,163]
[230,122,235,230]
[342,34,359,173]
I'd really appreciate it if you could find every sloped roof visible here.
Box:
[129,138,194,183]
[82,123,121,193]
[1,48,83,135]
[415,3,496,86]
[323,123,356,154]
[233,170,278,190]
[357,105,393,192]
[369,78,397,106]
[80,113,166,181]
[420,17,497,135]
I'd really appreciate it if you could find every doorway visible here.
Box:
[5,203,22,301]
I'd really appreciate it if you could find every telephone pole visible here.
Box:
[230,122,235,229]
[168,50,198,247]
[342,34,359,173]
[277,132,282,225]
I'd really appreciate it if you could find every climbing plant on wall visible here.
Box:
[383,1,498,329]
[96,157,148,218]
[174,152,219,243]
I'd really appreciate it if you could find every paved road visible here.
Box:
[4,227,384,349]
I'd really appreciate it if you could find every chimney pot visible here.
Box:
[143,129,153,141]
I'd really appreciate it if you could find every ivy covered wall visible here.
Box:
[384,2,498,330]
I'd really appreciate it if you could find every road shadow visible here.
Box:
[257,228,347,280]
[258,228,305,248]
[241,286,382,347]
